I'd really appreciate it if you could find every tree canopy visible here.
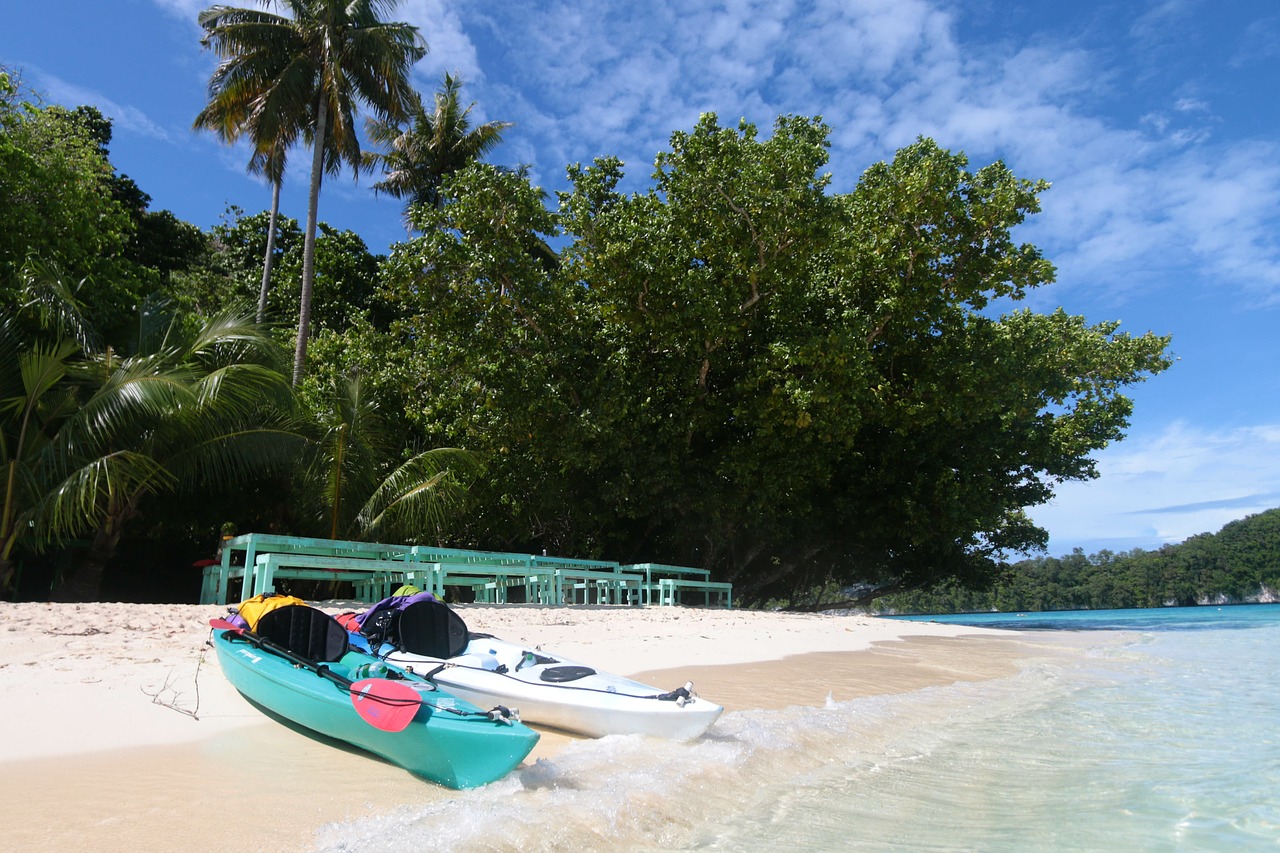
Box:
[0,73,150,338]
[377,114,1173,604]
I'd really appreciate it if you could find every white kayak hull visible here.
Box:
[381,636,723,740]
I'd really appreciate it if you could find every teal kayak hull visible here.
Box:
[212,629,539,788]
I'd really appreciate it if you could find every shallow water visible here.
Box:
[316,606,1280,852]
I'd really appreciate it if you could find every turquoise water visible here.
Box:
[889,602,1280,632]
[315,606,1280,851]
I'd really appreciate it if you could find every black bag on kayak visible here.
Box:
[357,591,440,649]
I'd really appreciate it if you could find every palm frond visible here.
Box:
[16,259,100,352]
[192,364,294,424]
[357,447,481,542]
[30,450,176,547]
[48,365,196,469]
[169,421,308,491]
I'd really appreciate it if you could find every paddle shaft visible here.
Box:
[210,617,422,731]
[213,617,376,690]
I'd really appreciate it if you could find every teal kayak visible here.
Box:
[211,605,539,789]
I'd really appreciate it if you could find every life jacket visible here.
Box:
[356,591,439,648]
[334,612,363,632]
[231,592,308,631]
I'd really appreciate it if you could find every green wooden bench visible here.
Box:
[621,562,716,605]
[530,568,644,605]
[656,577,733,608]
[202,533,416,604]
[197,531,716,608]
[405,545,533,567]
[248,552,410,602]
[409,562,545,603]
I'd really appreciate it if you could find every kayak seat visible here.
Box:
[540,665,596,683]
[396,600,470,659]
[256,605,349,663]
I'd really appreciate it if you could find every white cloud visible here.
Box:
[1029,421,1280,554]
[460,0,1280,307]
[399,0,481,83]
[149,0,205,25]
[36,73,172,142]
[1231,15,1280,69]
[1129,0,1199,48]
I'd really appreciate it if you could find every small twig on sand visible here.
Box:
[142,643,207,720]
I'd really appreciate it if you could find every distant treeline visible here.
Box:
[876,508,1280,615]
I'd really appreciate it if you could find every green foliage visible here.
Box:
[166,206,384,335]
[879,508,1280,614]
[1,73,210,345]
[378,116,1172,603]
[290,225,385,331]
[0,73,143,333]
[379,163,570,547]
[291,366,481,545]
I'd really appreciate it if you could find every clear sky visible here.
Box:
[4,0,1279,559]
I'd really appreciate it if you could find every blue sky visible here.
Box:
[4,0,1279,559]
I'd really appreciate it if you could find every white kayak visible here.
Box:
[358,599,723,740]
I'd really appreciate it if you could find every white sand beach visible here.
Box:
[0,601,1032,851]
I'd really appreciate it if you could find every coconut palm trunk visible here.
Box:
[257,180,281,324]
[50,499,136,602]
[292,92,328,387]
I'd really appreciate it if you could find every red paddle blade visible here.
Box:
[350,678,422,732]
[209,617,242,633]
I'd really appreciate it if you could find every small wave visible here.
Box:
[313,666,1069,852]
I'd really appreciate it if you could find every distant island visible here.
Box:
[877,508,1280,615]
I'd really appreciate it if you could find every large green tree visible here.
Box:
[196,0,426,387]
[381,116,1171,605]
[365,71,512,228]
[379,163,571,550]
[169,207,386,336]
[0,72,144,334]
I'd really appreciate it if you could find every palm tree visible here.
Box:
[304,369,479,544]
[365,72,512,229]
[40,304,304,601]
[193,43,294,325]
[2,262,306,600]
[3,258,304,596]
[196,1,426,387]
